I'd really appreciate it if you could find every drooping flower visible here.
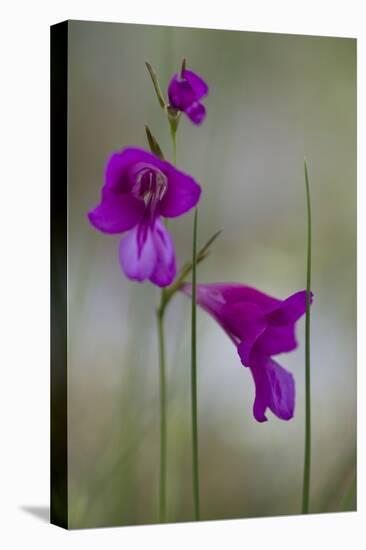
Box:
[88,148,201,287]
[182,283,313,422]
[168,66,208,125]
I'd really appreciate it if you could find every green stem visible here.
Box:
[191,208,200,520]
[302,158,312,514]
[171,127,177,166]
[157,303,167,522]
[155,103,177,525]
[155,227,220,523]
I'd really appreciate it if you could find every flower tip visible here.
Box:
[254,410,268,423]
[87,208,97,228]
[87,206,115,234]
[186,102,207,125]
[193,116,205,127]
[254,407,294,423]
[196,182,202,201]
[305,289,314,304]
[279,410,295,422]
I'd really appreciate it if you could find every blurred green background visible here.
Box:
[66,20,356,528]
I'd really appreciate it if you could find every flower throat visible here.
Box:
[133,165,168,215]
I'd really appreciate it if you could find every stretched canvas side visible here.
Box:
[51,20,69,530]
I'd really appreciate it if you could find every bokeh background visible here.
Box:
[66,20,356,528]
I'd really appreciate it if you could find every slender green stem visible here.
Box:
[171,127,177,166]
[191,208,200,520]
[157,304,167,522]
[155,227,220,523]
[155,101,177,525]
[302,158,312,514]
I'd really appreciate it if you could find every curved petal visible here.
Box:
[159,166,201,218]
[254,325,298,356]
[106,148,200,220]
[268,290,313,326]
[88,189,144,234]
[248,353,295,422]
[105,148,166,193]
[183,69,208,100]
[222,302,267,361]
[119,223,156,282]
[168,75,196,110]
[182,283,281,313]
[180,283,239,344]
[185,102,206,125]
[149,219,176,287]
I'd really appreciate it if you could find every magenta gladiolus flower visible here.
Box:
[88,148,201,287]
[182,283,313,422]
[168,67,208,125]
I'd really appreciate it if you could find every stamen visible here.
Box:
[132,164,168,213]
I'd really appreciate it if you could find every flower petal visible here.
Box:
[247,353,295,422]
[183,69,209,99]
[106,147,201,219]
[119,223,156,282]
[105,148,167,193]
[149,219,176,287]
[181,282,239,343]
[159,166,201,218]
[168,75,196,111]
[185,102,206,125]
[268,290,313,326]
[225,303,267,363]
[182,283,281,314]
[88,189,144,234]
[254,325,298,356]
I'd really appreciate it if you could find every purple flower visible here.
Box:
[88,148,201,287]
[182,283,313,422]
[168,67,208,125]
